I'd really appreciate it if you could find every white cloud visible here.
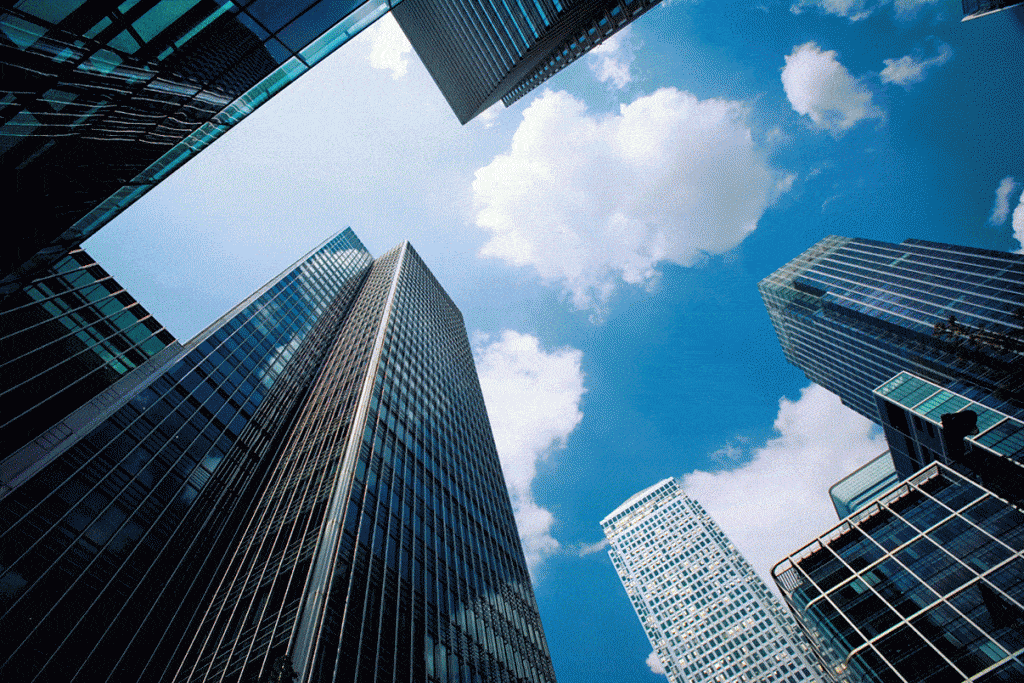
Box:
[781,43,882,136]
[646,650,667,676]
[365,13,412,80]
[474,331,586,572]
[578,538,610,556]
[791,0,938,21]
[880,42,953,88]
[989,176,1019,226]
[588,27,635,89]
[682,384,887,587]
[1012,195,1024,254]
[473,88,780,313]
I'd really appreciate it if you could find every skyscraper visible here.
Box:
[773,462,1024,683]
[759,236,1023,426]
[601,478,825,683]
[392,0,662,124]
[0,0,393,293]
[0,247,177,468]
[0,229,556,683]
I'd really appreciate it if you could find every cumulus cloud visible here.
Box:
[791,0,938,21]
[880,42,953,88]
[365,14,412,79]
[1012,195,1024,253]
[474,88,780,313]
[682,384,887,586]
[646,650,667,676]
[588,27,635,89]
[989,176,1019,226]
[781,43,882,136]
[474,331,586,572]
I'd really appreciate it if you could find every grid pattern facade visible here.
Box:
[773,463,1024,683]
[0,229,375,682]
[1,0,395,293]
[602,478,824,683]
[170,241,556,683]
[393,0,660,124]
[759,236,1023,427]
[829,453,899,520]
[0,247,175,461]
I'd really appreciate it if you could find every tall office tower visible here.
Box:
[0,0,393,293]
[0,247,177,469]
[759,236,1023,428]
[962,0,1024,19]
[773,462,1024,683]
[0,229,556,683]
[393,0,662,124]
[601,478,825,683]
[829,453,899,520]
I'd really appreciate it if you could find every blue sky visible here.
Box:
[86,2,1024,681]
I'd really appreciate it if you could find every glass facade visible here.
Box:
[0,229,556,683]
[0,247,176,464]
[759,237,1023,427]
[1,0,396,293]
[874,371,1024,504]
[392,0,661,124]
[602,478,825,683]
[0,229,376,681]
[773,462,1024,683]
[830,453,900,520]
[168,242,556,683]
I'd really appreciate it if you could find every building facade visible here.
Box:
[0,229,556,683]
[773,462,1024,683]
[759,236,1023,427]
[0,247,177,468]
[392,0,662,124]
[1,0,396,293]
[602,478,824,683]
[873,371,1024,503]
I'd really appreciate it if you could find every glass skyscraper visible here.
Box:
[1,247,176,468]
[773,462,1024,683]
[601,478,825,683]
[759,236,1023,427]
[392,0,663,124]
[1,0,396,294]
[0,229,556,683]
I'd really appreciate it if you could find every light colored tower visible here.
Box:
[601,478,826,683]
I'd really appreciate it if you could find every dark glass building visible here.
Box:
[0,0,395,294]
[873,371,1024,504]
[392,0,662,124]
[1,247,176,472]
[759,236,1023,427]
[773,462,1024,683]
[0,228,556,682]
